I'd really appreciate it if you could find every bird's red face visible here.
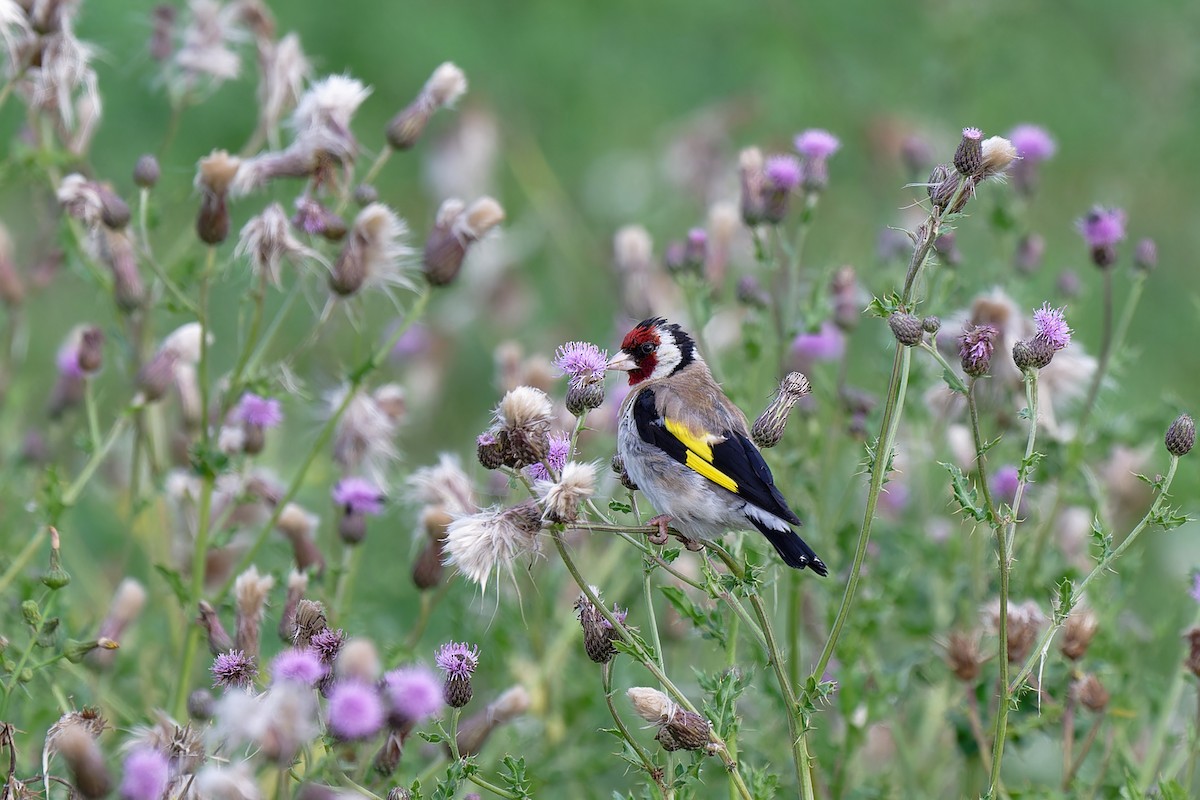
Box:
[607,318,695,385]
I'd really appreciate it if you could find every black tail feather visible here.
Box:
[752,522,828,576]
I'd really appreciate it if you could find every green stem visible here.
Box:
[988,372,1039,796]
[603,660,666,798]
[1074,268,1114,445]
[1009,455,1180,696]
[642,560,666,676]
[171,475,214,718]
[242,279,301,378]
[331,542,362,621]
[198,247,216,447]
[550,532,754,800]
[62,412,133,506]
[0,527,48,596]
[811,185,962,687]
[1138,607,1200,790]
[1065,713,1104,789]
[0,593,55,716]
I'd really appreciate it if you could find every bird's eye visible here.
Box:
[638,342,655,356]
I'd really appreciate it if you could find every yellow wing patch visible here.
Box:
[664,418,739,493]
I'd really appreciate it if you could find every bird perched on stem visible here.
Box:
[608,317,827,575]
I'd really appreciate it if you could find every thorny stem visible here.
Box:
[602,661,667,799]
[1008,455,1180,696]
[988,371,1039,796]
[966,378,1001,522]
[811,189,961,690]
[549,531,755,800]
[705,543,814,799]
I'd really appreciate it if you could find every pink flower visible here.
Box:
[1009,124,1056,162]
[764,154,802,192]
[1032,303,1072,351]
[327,680,385,740]
[794,129,840,160]
[235,393,283,428]
[1077,206,1126,249]
[332,477,385,515]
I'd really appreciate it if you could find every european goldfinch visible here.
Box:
[608,317,827,575]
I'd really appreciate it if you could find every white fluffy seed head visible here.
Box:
[336,638,380,682]
[443,504,541,588]
[537,461,597,523]
[292,74,371,138]
[343,202,415,291]
[613,225,653,274]
[236,202,319,286]
[453,196,505,242]
[234,566,275,619]
[435,198,466,228]
[627,687,675,724]
[424,62,467,108]
[981,136,1018,178]
[489,685,531,722]
[496,386,552,431]
[331,387,399,479]
[276,503,319,540]
[162,322,206,365]
[195,149,241,195]
[739,146,764,174]
[257,33,310,133]
[407,454,477,516]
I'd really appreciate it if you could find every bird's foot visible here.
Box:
[646,514,672,546]
[682,536,704,552]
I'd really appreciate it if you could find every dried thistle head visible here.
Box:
[945,631,985,683]
[1060,606,1099,661]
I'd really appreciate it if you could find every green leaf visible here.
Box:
[499,755,534,799]
[866,292,903,319]
[1089,517,1113,562]
[154,564,190,607]
[940,462,989,522]
[659,586,726,647]
[941,368,968,395]
[608,499,632,514]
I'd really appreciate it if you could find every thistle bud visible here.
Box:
[1071,673,1110,713]
[353,184,378,207]
[422,197,504,286]
[738,147,766,226]
[1012,336,1055,371]
[945,631,984,683]
[90,577,146,669]
[385,62,468,150]
[888,312,922,347]
[292,198,347,242]
[958,324,997,378]
[187,689,215,721]
[104,231,146,311]
[750,372,811,449]
[436,641,479,708]
[97,186,131,230]
[927,163,955,210]
[277,507,324,576]
[1134,238,1157,272]
[292,599,328,647]
[830,265,860,331]
[565,381,605,416]
[412,507,452,590]
[133,154,160,188]
[57,725,111,799]
[575,591,627,664]
[42,528,71,590]
[736,276,770,309]
[1185,627,1200,678]
[234,566,275,662]
[476,429,506,470]
[1060,607,1099,661]
[922,316,940,335]
[611,454,638,491]
[277,570,310,642]
[1166,414,1195,457]
[953,127,983,177]
[195,150,241,245]
[627,687,712,753]
[136,350,178,403]
[64,638,117,663]
[197,600,234,655]
[76,326,104,373]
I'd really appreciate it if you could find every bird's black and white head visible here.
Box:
[607,317,698,385]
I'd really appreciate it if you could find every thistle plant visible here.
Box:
[0,3,1194,799]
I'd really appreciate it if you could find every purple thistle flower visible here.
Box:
[1009,124,1056,162]
[764,154,802,192]
[435,641,480,679]
[56,343,84,378]
[382,665,443,725]
[990,465,1021,508]
[1077,206,1127,249]
[270,648,326,686]
[526,432,570,482]
[390,323,431,359]
[794,129,841,160]
[958,323,998,377]
[600,605,629,631]
[326,680,385,741]
[332,477,385,515]
[310,628,346,664]
[119,748,170,800]
[211,649,258,690]
[1191,573,1200,604]
[292,197,326,236]
[1032,303,1072,351]
[235,393,283,428]
[553,341,608,389]
[477,431,498,447]
[791,321,845,364]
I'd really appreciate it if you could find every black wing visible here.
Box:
[633,388,801,525]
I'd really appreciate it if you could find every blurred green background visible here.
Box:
[3,0,1199,794]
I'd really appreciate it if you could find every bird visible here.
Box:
[607,316,827,575]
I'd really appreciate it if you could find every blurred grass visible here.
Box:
[2,0,1199,793]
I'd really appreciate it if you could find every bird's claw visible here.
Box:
[646,514,672,546]
[683,537,704,552]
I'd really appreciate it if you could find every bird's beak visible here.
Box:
[606,351,635,373]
